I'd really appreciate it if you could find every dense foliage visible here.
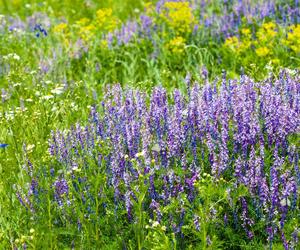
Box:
[0,0,299,249]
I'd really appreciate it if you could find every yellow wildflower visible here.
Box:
[79,24,96,41]
[262,22,276,31]
[76,18,90,27]
[96,8,112,21]
[161,2,195,34]
[241,28,251,36]
[271,58,280,64]
[96,8,119,32]
[285,25,300,53]
[257,22,277,42]
[53,23,68,33]
[100,39,108,49]
[224,36,241,52]
[255,47,270,57]
[167,36,186,54]
[240,40,251,51]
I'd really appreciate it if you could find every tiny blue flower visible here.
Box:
[0,144,8,148]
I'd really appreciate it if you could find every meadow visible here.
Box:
[0,0,299,249]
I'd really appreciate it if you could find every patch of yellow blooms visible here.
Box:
[53,23,68,33]
[95,8,119,32]
[223,21,300,64]
[255,47,270,57]
[52,22,70,47]
[224,36,241,51]
[256,22,277,42]
[52,8,119,43]
[166,36,186,54]
[161,2,195,34]
[224,22,278,57]
[284,24,300,54]
[225,21,300,58]
[224,28,252,54]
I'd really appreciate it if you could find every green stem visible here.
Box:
[2,0,9,14]
[48,196,53,248]
[201,214,207,250]
[137,200,143,250]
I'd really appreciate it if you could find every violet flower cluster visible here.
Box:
[4,12,50,35]
[105,0,300,46]
[19,70,299,248]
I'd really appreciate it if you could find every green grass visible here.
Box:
[0,0,299,249]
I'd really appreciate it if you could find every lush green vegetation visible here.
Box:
[0,0,299,249]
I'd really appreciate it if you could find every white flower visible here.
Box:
[152,221,159,227]
[12,54,20,61]
[51,106,58,112]
[42,95,54,100]
[135,150,145,158]
[26,144,35,153]
[51,86,64,95]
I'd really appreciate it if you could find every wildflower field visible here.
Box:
[0,0,299,249]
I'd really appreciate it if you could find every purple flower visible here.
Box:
[193,215,200,231]
[125,190,133,220]
[38,71,300,247]
[53,178,69,206]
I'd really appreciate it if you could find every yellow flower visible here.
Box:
[224,36,242,52]
[240,40,251,51]
[257,22,277,42]
[76,18,90,27]
[271,58,280,64]
[262,22,276,31]
[241,28,251,36]
[96,8,112,21]
[95,8,119,32]
[285,25,300,53]
[53,23,68,33]
[100,39,108,48]
[161,2,195,34]
[255,47,270,57]
[79,24,96,41]
[167,36,186,54]
[82,24,96,32]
